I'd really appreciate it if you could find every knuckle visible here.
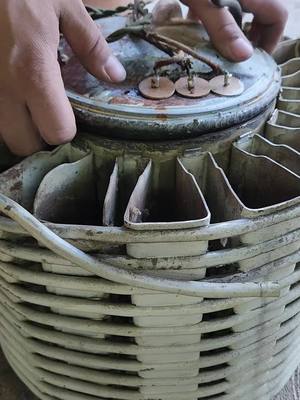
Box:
[86,35,101,58]
[152,0,182,24]
[84,33,110,63]
[14,46,42,71]
[218,22,240,41]
[13,46,56,87]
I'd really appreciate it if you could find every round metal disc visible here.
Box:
[139,77,175,100]
[209,75,245,96]
[175,77,211,98]
[61,16,281,139]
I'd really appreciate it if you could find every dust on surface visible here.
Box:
[0,350,37,400]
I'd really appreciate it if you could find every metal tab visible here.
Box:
[33,154,100,226]
[125,158,210,258]
[278,88,300,115]
[273,38,300,65]
[266,109,300,152]
[234,134,300,176]
[229,145,300,218]
[0,145,86,211]
[103,156,149,227]
[282,69,300,87]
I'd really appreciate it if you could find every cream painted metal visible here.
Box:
[0,39,299,400]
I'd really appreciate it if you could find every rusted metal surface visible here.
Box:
[139,76,176,99]
[0,8,300,400]
[0,112,299,398]
[60,16,280,139]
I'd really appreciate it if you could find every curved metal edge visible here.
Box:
[0,194,280,298]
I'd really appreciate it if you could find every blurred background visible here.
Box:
[285,0,299,38]
[84,0,300,39]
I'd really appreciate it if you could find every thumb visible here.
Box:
[60,0,126,82]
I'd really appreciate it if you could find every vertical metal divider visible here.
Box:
[124,156,211,398]
[124,157,210,258]
[226,143,300,399]
[229,133,300,398]
[181,144,300,399]
[235,134,300,175]
[29,152,108,340]
[0,36,300,400]
[103,155,150,228]
[180,150,269,399]
[274,39,300,117]
[0,145,76,212]
[33,154,100,226]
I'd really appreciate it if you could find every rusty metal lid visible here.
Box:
[61,16,281,140]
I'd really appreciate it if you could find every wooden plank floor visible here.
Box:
[0,0,299,399]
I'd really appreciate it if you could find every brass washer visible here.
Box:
[175,77,211,98]
[139,77,175,100]
[209,75,244,96]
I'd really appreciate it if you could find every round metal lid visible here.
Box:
[61,16,281,140]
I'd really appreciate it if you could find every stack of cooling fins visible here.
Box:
[0,39,299,400]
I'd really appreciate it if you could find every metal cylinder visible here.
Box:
[0,13,299,400]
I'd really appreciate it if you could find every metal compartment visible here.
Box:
[0,9,299,400]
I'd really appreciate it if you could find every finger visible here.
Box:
[60,0,126,83]
[245,20,261,46]
[0,99,44,156]
[187,1,253,61]
[187,8,199,21]
[152,0,183,25]
[240,0,288,53]
[24,53,77,146]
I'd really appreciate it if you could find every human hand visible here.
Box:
[182,0,288,62]
[0,0,126,156]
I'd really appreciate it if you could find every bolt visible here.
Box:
[224,72,233,87]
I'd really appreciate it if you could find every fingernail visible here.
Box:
[104,55,126,82]
[227,37,253,61]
